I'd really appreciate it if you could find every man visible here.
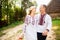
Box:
[36,5,52,40]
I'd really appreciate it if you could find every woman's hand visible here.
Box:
[42,29,49,36]
[18,33,24,40]
[19,37,23,40]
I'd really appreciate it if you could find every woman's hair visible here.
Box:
[29,6,36,15]
[29,9,32,15]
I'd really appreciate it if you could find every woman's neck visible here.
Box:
[30,13,35,17]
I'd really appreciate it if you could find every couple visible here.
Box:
[19,5,52,40]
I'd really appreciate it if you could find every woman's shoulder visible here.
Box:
[25,15,31,19]
[26,15,29,17]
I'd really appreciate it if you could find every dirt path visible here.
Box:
[0,24,56,40]
[0,24,24,40]
[46,30,56,40]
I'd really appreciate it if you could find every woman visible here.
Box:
[36,5,52,40]
[19,6,37,40]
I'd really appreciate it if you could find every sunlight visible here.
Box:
[30,0,52,12]
[30,0,52,6]
[35,0,52,12]
[15,0,21,8]
[36,0,52,6]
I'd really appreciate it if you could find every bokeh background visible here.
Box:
[0,0,60,40]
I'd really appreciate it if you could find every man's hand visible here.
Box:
[42,29,49,36]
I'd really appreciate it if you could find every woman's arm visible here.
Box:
[19,15,28,40]
[23,15,28,33]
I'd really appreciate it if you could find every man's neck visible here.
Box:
[41,12,46,15]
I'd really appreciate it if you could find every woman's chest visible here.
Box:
[28,17,36,24]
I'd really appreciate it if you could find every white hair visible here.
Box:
[29,6,36,11]
[26,6,36,15]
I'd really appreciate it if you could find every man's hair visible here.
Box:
[43,5,47,10]
[42,5,47,12]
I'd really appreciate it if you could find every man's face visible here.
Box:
[40,5,46,13]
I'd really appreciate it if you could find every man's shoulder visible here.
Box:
[46,14,51,19]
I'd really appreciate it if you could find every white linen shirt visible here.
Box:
[35,14,52,33]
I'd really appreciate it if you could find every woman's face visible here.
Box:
[31,8,36,15]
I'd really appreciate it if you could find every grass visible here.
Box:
[0,21,23,37]
[52,19,60,40]
[52,19,60,26]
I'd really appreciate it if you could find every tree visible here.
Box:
[20,0,35,20]
[0,0,3,27]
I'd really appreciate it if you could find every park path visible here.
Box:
[0,24,56,40]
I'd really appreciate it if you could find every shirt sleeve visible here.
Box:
[46,15,52,31]
[23,15,28,33]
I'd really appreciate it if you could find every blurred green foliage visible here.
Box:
[52,19,60,40]
[0,0,35,27]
